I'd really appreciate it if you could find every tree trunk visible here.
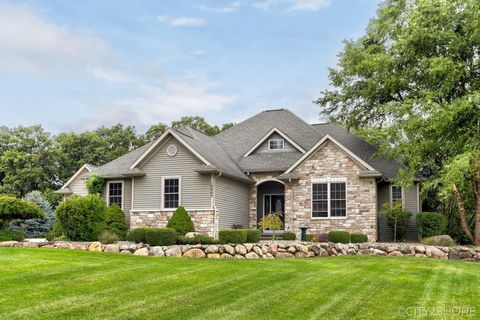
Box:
[452,183,474,241]
[473,170,480,246]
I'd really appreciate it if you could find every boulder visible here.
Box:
[388,251,403,256]
[287,246,297,253]
[414,246,426,254]
[308,251,315,258]
[372,249,387,256]
[223,244,235,255]
[0,241,18,247]
[205,245,219,254]
[421,235,455,247]
[245,252,259,259]
[235,245,247,255]
[150,246,165,256]
[134,248,149,256]
[128,243,138,252]
[261,245,269,254]
[459,251,473,259]
[265,253,274,259]
[183,249,206,258]
[270,244,278,255]
[165,247,182,257]
[88,242,102,252]
[207,253,220,259]
[55,242,74,249]
[253,246,263,256]
[296,244,309,254]
[425,246,447,259]
[41,244,55,249]
[295,252,308,258]
[244,243,254,252]
[275,252,294,258]
[120,250,132,255]
[234,255,245,259]
[220,253,233,258]
[14,242,38,248]
[104,244,120,253]
[347,249,357,255]
[185,232,202,238]
[73,243,88,251]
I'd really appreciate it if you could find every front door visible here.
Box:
[264,194,285,226]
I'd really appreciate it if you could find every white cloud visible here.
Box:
[79,73,236,130]
[0,2,109,73]
[253,0,330,11]
[198,2,243,13]
[158,16,207,27]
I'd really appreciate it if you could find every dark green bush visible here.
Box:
[245,229,261,242]
[144,228,177,246]
[350,233,368,243]
[55,194,106,241]
[0,230,24,241]
[166,206,194,235]
[417,212,447,238]
[283,232,296,240]
[0,195,44,228]
[104,205,128,239]
[10,191,55,238]
[219,229,248,244]
[177,234,221,245]
[45,221,63,241]
[126,227,151,243]
[381,204,413,241]
[86,173,104,195]
[328,231,351,243]
[98,230,119,244]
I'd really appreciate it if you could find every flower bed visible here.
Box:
[1,240,479,262]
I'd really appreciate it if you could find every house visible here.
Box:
[56,109,421,241]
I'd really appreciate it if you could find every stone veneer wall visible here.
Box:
[130,210,217,237]
[285,141,377,241]
[5,240,479,262]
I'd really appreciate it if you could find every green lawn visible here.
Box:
[0,249,479,320]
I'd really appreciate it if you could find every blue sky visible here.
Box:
[0,0,379,133]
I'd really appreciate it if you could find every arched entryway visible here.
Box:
[256,180,285,230]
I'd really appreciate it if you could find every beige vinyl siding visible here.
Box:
[252,132,301,155]
[404,183,419,214]
[133,137,212,211]
[215,176,250,229]
[68,171,89,197]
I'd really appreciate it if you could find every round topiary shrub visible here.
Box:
[283,232,297,241]
[56,194,106,241]
[219,229,248,244]
[166,206,194,235]
[328,231,351,243]
[144,228,177,246]
[103,204,128,239]
[350,233,368,243]
[417,212,447,238]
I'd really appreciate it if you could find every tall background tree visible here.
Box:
[316,0,480,244]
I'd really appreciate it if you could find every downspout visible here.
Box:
[211,172,222,238]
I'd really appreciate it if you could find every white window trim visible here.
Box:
[161,176,182,210]
[268,138,285,151]
[107,180,124,210]
[311,179,348,220]
[390,185,405,208]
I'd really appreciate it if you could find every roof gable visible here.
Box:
[243,127,306,157]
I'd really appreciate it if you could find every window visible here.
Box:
[268,139,284,150]
[392,185,403,206]
[108,182,123,208]
[163,178,180,209]
[312,182,346,218]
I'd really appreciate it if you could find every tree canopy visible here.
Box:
[0,195,44,228]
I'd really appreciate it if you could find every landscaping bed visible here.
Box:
[2,240,479,262]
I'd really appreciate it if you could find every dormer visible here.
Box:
[243,128,306,157]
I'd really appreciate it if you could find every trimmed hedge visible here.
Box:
[417,212,447,238]
[283,232,296,240]
[126,227,151,243]
[166,206,194,235]
[219,229,248,244]
[177,234,221,245]
[328,231,350,243]
[144,228,177,246]
[245,229,261,242]
[350,233,368,243]
[0,230,24,241]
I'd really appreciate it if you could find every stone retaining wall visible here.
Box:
[2,240,479,262]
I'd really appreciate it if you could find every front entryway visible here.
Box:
[256,180,285,231]
[264,194,285,224]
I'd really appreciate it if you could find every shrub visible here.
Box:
[166,206,194,235]
[219,229,248,244]
[417,212,447,238]
[98,230,119,244]
[177,234,221,245]
[45,221,63,241]
[0,230,24,241]
[258,212,283,240]
[10,191,55,238]
[55,194,106,241]
[380,203,413,241]
[328,231,351,243]
[245,229,261,242]
[0,195,44,228]
[283,232,297,240]
[103,205,128,239]
[350,233,368,243]
[144,228,177,246]
[86,173,104,195]
[126,227,151,243]
[421,235,455,247]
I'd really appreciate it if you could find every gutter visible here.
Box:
[211,172,222,238]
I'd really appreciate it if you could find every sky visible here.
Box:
[0,0,380,134]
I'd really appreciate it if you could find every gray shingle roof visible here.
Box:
[80,109,404,183]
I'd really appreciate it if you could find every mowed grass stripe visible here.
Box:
[0,249,479,320]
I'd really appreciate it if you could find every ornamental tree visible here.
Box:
[0,195,44,228]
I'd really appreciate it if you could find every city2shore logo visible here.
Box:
[397,306,476,317]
